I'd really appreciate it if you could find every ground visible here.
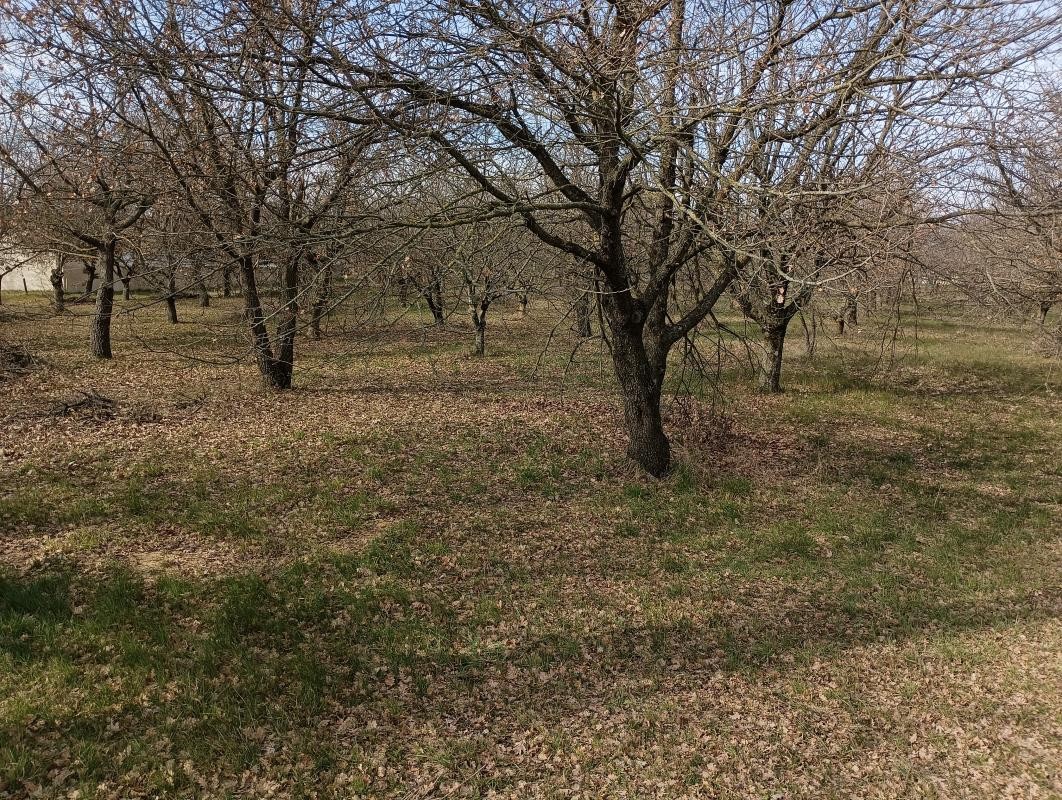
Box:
[1,295,1060,799]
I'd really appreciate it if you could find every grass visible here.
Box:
[0,292,1060,798]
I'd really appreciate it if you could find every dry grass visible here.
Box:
[1,293,1060,799]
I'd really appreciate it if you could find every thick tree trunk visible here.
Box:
[610,325,670,476]
[473,321,486,355]
[1039,301,1052,325]
[239,253,289,389]
[90,240,117,359]
[222,267,233,298]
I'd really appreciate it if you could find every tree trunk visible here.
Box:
[758,319,789,393]
[238,253,289,389]
[84,258,98,295]
[271,253,299,388]
[845,293,858,326]
[836,315,846,335]
[425,282,445,326]
[165,270,179,324]
[90,240,117,359]
[574,292,593,338]
[198,278,210,307]
[1039,301,1052,325]
[469,295,487,355]
[519,293,529,317]
[610,324,670,476]
[50,257,65,313]
[222,267,233,298]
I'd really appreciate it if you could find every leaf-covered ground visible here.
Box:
[1,296,1060,798]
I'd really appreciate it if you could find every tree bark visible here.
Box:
[1039,301,1052,325]
[424,281,445,326]
[469,294,488,355]
[50,257,65,313]
[844,293,858,326]
[89,239,117,359]
[198,278,210,307]
[239,253,290,389]
[574,292,593,338]
[165,270,179,324]
[84,258,98,295]
[222,267,233,298]
[519,293,529,317]
[610,324,670,477]
[758,320,790,393]
[271,253,300,388]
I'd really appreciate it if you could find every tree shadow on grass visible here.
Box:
[1,508,1058,795]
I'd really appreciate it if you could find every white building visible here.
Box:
[0,247,57,292]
